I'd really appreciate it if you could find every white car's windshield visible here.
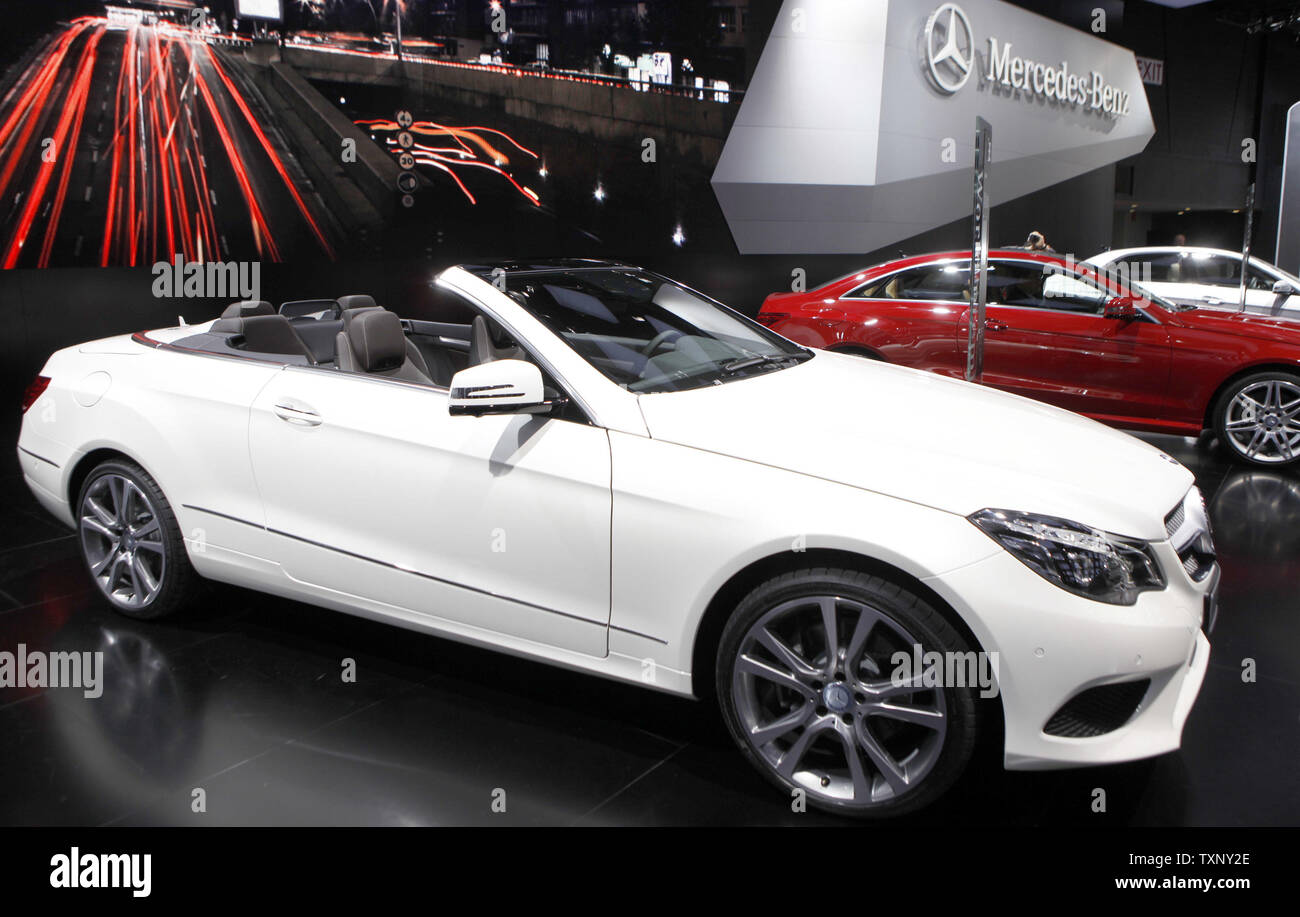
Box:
[498,268,810,393]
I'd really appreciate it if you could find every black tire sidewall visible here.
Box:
[76,459,194,620]
[715,568,980,819]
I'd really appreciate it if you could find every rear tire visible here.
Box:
[76,459,198,620]
[1212,371,1300,466]
[716,567,979,818]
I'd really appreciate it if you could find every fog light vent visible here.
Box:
[1043,679,1151,738]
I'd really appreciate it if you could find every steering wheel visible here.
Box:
[641,329,684,356]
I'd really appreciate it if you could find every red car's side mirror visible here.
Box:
[1104,296,1139,320]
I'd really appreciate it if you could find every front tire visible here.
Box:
[76,459,198,619]
[716,567,979,818]
[1213,371,1300,466]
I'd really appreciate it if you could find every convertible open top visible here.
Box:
[161,291,498,389]
[158,260,644,386]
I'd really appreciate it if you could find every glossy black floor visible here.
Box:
[2,425,1297,827]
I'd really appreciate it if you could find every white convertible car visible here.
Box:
[16,261,1217,817]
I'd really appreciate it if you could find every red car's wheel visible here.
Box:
[1214,372,1300,467]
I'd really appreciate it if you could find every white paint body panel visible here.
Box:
[17,267,1213,769]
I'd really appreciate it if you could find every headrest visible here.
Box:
[341,304,383,331]
[221,300,274,319]
[337,294,377,312]
[349,309,407,372]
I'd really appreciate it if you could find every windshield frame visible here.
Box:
[494,267,812,395]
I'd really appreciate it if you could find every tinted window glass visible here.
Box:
[849,263,970,301]
[1195,255,1244,287]
[989,260,1107,314]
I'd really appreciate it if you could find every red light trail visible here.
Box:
[0,19,337,269]
[357,118,541,207]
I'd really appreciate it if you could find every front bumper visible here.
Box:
[924,540,1215,771]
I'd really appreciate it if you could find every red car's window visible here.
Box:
[989,260,1107,314]
[847,264,970,302]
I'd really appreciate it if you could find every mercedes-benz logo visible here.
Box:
[823,683,852,713]
[924,3,975,94]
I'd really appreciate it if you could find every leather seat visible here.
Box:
[292,317,345,364]
[469,315,527,366]
[335,308,433,385]
[333,295,435,377]
[337,293,378,312]
[212,313,314,361]
[219,300,275,320]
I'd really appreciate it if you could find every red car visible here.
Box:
[759,249,1300,467]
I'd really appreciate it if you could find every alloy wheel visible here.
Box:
[79,473,167,610]
[731,594,948,809]
[1223,378,1300,464]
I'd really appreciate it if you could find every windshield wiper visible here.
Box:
[721,353,806,374]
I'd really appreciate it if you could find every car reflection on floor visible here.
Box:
[1,431,1297,825]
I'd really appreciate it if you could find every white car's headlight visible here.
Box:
[969,509,1165,606]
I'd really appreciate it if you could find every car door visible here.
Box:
[247,364,612,658]
[965,259,1173,424]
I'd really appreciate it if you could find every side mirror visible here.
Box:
[1103,296,1139,320]
[448,359,555,417]
[1272,279,1295,296]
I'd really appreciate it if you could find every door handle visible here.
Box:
[984,318,1008,331]
[273,401,322,427]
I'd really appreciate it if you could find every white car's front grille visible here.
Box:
[1165,488,1216,583]
[1164,501,1185,539]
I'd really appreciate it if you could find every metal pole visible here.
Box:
[395,2,404,61]
[966,117,992,383]
[1239,182,1255,313]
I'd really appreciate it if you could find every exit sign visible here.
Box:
[1136,56,1164,86]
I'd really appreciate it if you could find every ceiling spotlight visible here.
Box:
[672,224,685,246]
[538,165,548,178]
[593,183,606,202]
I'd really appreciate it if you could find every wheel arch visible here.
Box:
[66,446,160,510]
[689,547,996,713]
[1202,362,1300,429]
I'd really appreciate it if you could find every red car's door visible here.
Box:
[963,259,1173,426]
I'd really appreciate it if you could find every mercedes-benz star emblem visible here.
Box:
[823,683,852,713]
[924,3,975,94]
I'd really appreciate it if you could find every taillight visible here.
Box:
[756,313,788,327]
[21,375,50,414]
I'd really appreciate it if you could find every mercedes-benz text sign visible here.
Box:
[711,0,1154,253]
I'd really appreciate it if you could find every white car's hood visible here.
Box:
[635,351,1192,540]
